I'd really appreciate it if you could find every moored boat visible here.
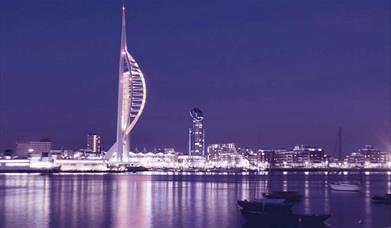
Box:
[372,194,391,204]
[329,182,361,192]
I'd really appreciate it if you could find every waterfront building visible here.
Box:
[273,149,297,167]
[87,133,101,154]
[236,147,255,156]
[178,155,206,169]
[206,143,249,168]
[270,145,328,168]
[345,145,390,167]
[128,151,178,169]
[256,149,277,167]
[55,159,108,171]
[188,108,205,156]
[15,139,52,158]
[293,145,328,166]
[345,152,365,167]
[207,143,237,161]
[105,5,147,163]
[126,150,209,169]
[217,154,249,169]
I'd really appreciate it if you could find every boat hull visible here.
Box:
[372,195,391,204]
[329,183,361,192]
[237,200,292,213]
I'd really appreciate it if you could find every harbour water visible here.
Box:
[0,172,390,228]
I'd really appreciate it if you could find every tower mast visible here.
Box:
[333,126,343,161]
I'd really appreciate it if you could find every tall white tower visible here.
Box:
[106,5,147,162]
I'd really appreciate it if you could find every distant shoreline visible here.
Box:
[0,167,390,174]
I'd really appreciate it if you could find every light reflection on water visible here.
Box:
[364,176,371,227]
[388,174,391,194]
[0,173,390,228]
[304,176,310,214]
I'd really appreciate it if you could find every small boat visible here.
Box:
[237,199,292,213]
[262,191,302,202]
[372,194,391,204]
[126,165,149,173]
[329,182,361,192]
[241,209,331,226]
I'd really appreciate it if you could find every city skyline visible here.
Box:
[0,1,390,155]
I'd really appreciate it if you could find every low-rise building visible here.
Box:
[15,139,52,158]
[271,145,328,168]
[207,143,237,161]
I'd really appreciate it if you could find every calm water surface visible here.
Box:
[0,173,390,228]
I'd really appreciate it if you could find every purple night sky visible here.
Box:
[0,0,390,155]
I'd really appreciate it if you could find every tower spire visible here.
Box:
[121,3,127,51]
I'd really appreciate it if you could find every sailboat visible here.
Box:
[329,127,361,192]
[329,182,361,191]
